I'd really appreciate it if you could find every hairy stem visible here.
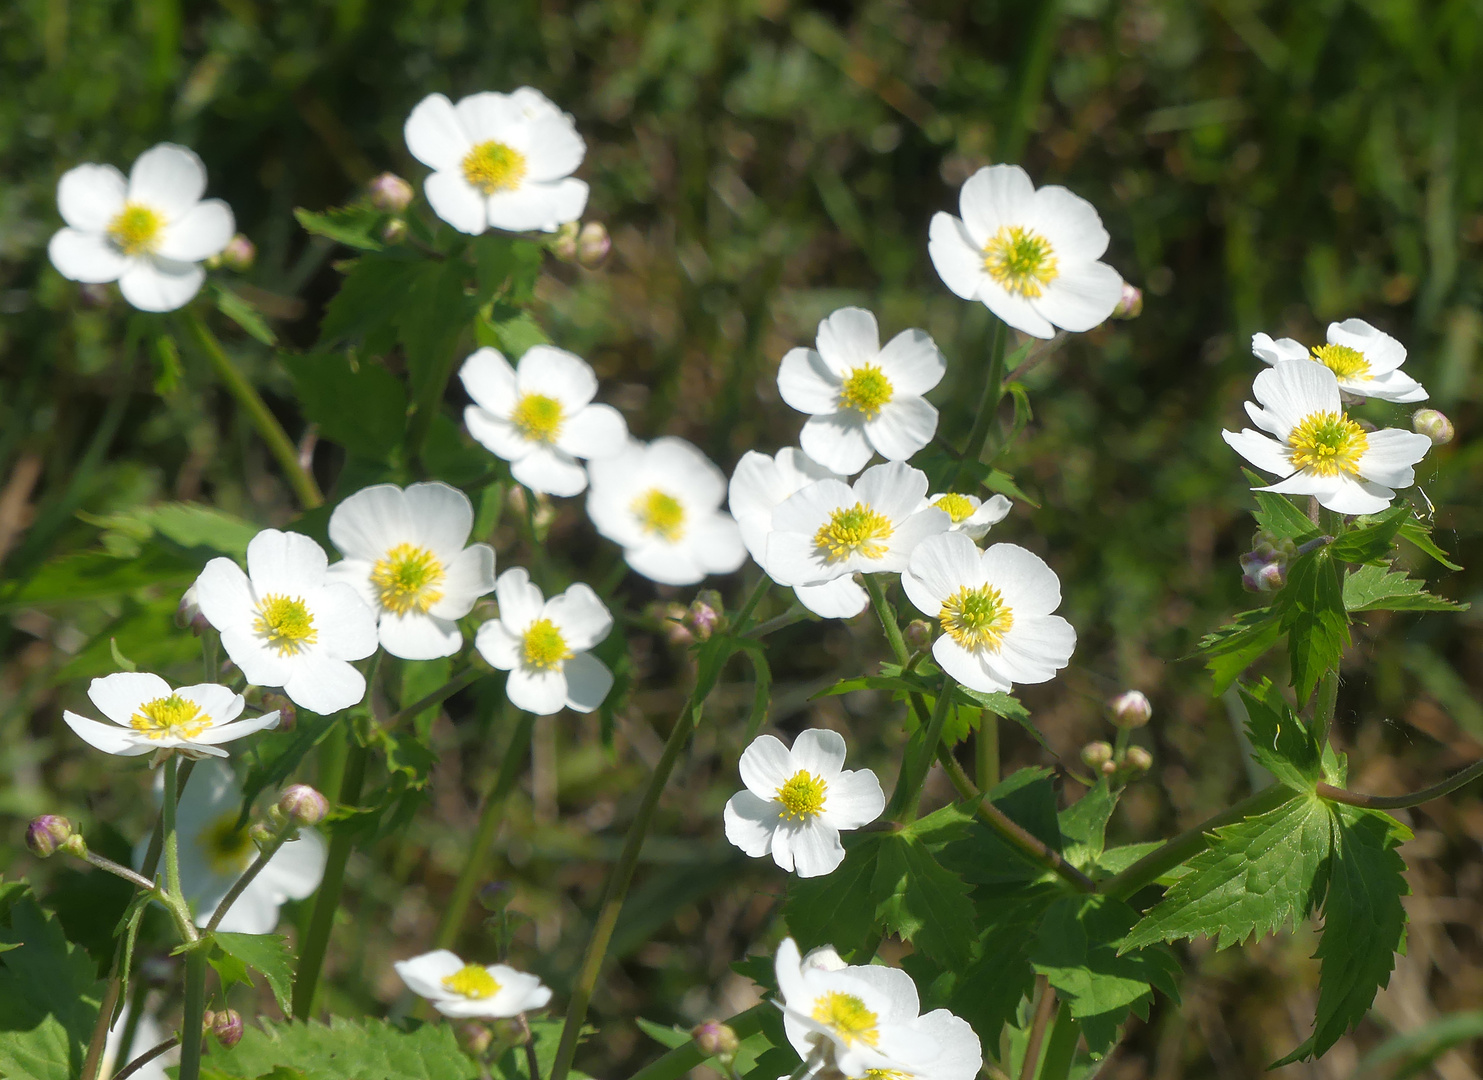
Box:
[1311,667,1339,748]
[1035,1001,1079,1080]
[177,949,208,1080]
[1019,977,1057,1080]
[954,317,1009,488]
[895,675,955,823]
[1317,756,1483,809]
[976,712,999,791]
[80,850,157,892]
[114,1036,181,1080]
[864,574,911,666]
[207,827,292,934]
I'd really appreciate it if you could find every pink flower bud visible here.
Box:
[25,816,72,858]
[219,234,256,272]
[367,172,414,214]
[211,1009,244,1048]
[903,620,933,651]
[457,1021,494,1056]
[1125,746,1154,772]
[550,222,580,262]
[1109,690,1152,729]
[1112,282,1143,319]
[278,784,328,826]
[692,1020,740,1058]
[576,222,611,269]
[260,692,295,733]
[1080,742,1113,769]
[687,590,723,641]
[1412,408,1454,446]
[381,217,408,244]
[478,881,513,911]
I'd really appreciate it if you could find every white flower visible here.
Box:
[586,438,747,586]
[1253,318,1428,403]
[764,462,949,588]
[195,530,379,715]
[475,567,614,716]
[723,729,884,878]
[48,143,234,312]
[395,949,552,1018]
[728,449,868,619]
[62,672,278,761]
[902,533,1076,694]
[777,308,946,475]
[134,760,326,935]
[928,164,1123,339]
[1222,359,1433,515]
[922,491,1011,540]
[773,938,942,1078]
[327,482,496,660]
[459,345,628,495]
[404,89,588,235]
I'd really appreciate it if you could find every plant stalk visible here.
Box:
[177,949,209,1080]
[955,318,1009,488]
[1317,756,1483,809]
[383,668,482,730]
[114,1036,181,1080]
[1035,1001,1079,1080]
[977,712,999,791]
[1019,977,1057,1080]
[207,827,292,934]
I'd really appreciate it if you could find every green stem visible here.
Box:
[864,574,910,665]
[114,1036,181,1080]
[1317,756,1483,810]
[117,977,149,1079]
[80,851,157,892]
[1018,977,1056,1080]
[1035,1001,1078,1080]
[976,712,999,791]
[732,575,771,631]
[181,308,323,510]
[161,756,184,910]
[895,675,955,823]
[383,668,481,730]
[954,318,1009,488]
[1311,667,1339,748]
[177,949,208,1080]
[206,829,291,934]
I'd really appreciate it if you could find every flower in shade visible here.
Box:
[587,438,747,586]
[404,88,588,235]
[763,461,949,589]
[724,729,884,878]
[459,345,628,496]
[777,307,946,475]
[902,533,1076,694]
[62,672,279,761]
[135,760,326,934]
[194,530,379,715]
[728,449,868,619]
[1252,319,1427,403]
[327,482,496,660]
[395,949,553,1018]
[475,567,614,716]
[928,164,1123,339]
[1222,359,1433,515]
[48,143,235,312]
[923,491,1011,540]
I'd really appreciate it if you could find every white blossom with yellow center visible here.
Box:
[777,307,947,475]
[195,530,378,715]
[928,164,1124,339]
[404,88,588,235]
[48,143,235,312]
[460,345,628,496]
[903,534,1076,695]
[1252,318,1428,403]
[1223,359,1433,515]
[587,437,747,586]
[62,672,279,761]
[764,461,949,589]
[724,729,884,878]
[475,567,614,716]
[395,949,552,1019]
[326,482,496,660]
[921,491,1012,541]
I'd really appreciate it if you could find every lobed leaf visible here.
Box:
[202,1016,482,1080]
[1343,564,1468,612]
[213,932,296,1014]
[1238,679,1322,788]
[869,834,977,971]
[1058,779,1118,871]
[295,205,387,251]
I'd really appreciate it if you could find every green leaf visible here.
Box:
[237,712,342,826]
[295,205,386,251]
[1276,547,1349,701]
[0,548,196,610]
[1238,680,1322,788]
[980,467,1040,508]
[1355,1009,1483,1078]
[481,311,552,357]
[281,352,409,464]
[1123,794,1332,952]
[1343,564,1467,612]
[214,284,277,346]
[202,1016,481,1079]
[317,253,419,348]
[635,1018,694,1049]
[870,835,977,970]
[1245,477,1322,542]
[213,932,296,1014]
[944,886,1057,1054]
[935,767,1064,886]
[152,331,183,394]
[1059,780,1118,871]
[492,1017,590,1080]
[1328,505,1410,564]
[82,502,260,560]
[783,835,883,962]
[1197,607,1283,693]
[1397,520,1463,571]
[398,260,477,403]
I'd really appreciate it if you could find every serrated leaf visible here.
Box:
[1059,780,1118,870]
[317,253,420,347]
[1245,477,1322,542]
[870,835,977,971]
[1276,548,1349,701]
[214,284,277,346]
[1328,505,1410,564]
[944,887,1056,1057]
[935,767,1064,886]
[1397,520,1463,570]
[295,205,386,251]
[202,1016,481,1079]
[281,352,408,464]
[1198,607,1283,692]
[635,1018,693,1049]
[1343,564,1467,612]
[783,835,883,962]
[1238,680,1322,788]
[214,932,295,1014]
[399,260,477,403]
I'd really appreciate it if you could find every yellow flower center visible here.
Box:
[107,203,165,256]
[462,140,528,194]
[633,489,686,542]
[522,618,572,670]
[939,584,1014,652]
[512,392,565,443]
[254,594,318,656]
[839,364,894,420]
[201,812,256,876]
[1288,411,1369,477]
[775,770,828,820]
[1310,343,1371,380]
[442,964,501,1000]
[370,543,446,617]
[934,493,976,523]
[813,502,894,563]
[130,694,210,740]
[982,225,1059,298]
[812,991,880,1047]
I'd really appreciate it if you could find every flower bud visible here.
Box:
[249,823,276,848]
[687,590,723,642]
[457,1021,494,1056]
[260,693,295,733]
[478,881,513,912]
[278,784,328,826]
[650,601,694,646]
[801,945,847,972]
[903,620,934,652]
[577,222,611,269]
[1124,746,1154,773]
[1109,690,1152,729]
[1100,759,1118,776]
[1412,408,1455,446]
[550,221,580,262]
[1080,742,1113,769]
[692,1020,740,1059]
[79,283,112,308]
[381,217,407,244]
[175,585,210,635]
[61,833,89,858]
[211,1009,244,1048]
[213,234,256,272]
[25,816,72,858]
[1248,562,1286,593]
[1112,282,1143,319]
[488,1017,527,1046]
[367,172,414,214]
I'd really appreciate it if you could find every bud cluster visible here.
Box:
[1240,532,1297,593]
[692,1019,740,1061]
[551,221,612,269]
[650,590,726,646]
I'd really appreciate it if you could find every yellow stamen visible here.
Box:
[813,503,894,562]
[1288,411,1369,477]
[370,543,446,616]
[201,812,255,875]
[934,493,976,523]
[130,694,210,740]
[982,225,1058,298]
[522,618,572,670]
[107,203,164,256]
[511,393,564,443]
[462,141,527,194]
[254,594,318,656]
[939,584,1014,652]
[775,770,828,820]
[633,489,686,542]
[812,991,880,1047]
[1311,343,1371,380]
[442,964,501,999]
[839,364,894,420]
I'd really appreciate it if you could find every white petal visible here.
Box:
[1356,428,1431,487]
[880,509,951,570]
[63,713,147,756]
[875,329,946,397]
[911,1011,982,1080]
[903,532,985,614]
[1352,369,1427,404]
[625,541,706,586]
[282,655,367,715]
[771,477,852,535]
[739,734,794,796]
[646,437,728,509]
[765,530,838,588]
[784,820,846,878]
[88,671,173,726]
[485,179,588,233]
[48,228,128,284]
[173,683,243,725]
[1329,318,1407,374]
[379,612,462,660]
[486,968,553,1016]
[927,213,988,301]
[1032,259,1123,333]
[790,728,847,779]
[57,164,126,231]
[118,259,205,312]
[218,625,295,688]
[427,544,497,620]
[820,769,885,831]
[248,530,327,595]
[557,403,628,461]
[958,164,1035,242]
[157,200,233,262]
[465,408,535,463]
[800,415,874,475]
[507,665,568,715]
[309,583,379,660]
[854,460,929,521]
[517,344,598,407]
[189,710,280,746]
[127,144,207,219]
[933,636,1007,694]
[474,620,521,670]
[425,171,488,235]
[521,107,586,183]
[459,347,519,414]
[403,481,475,562]
[777,348,841,415]
[1027,184,1110,263]
[255,828,328,901]
[981,542,1064,618]
[864,397,937,462]
[816,308,881,374]
[194,555,259,631]
[396,950,466,1000]
[689,512,747,575]
[724,790,780,857]
[546,584,613,651]
[1222,428,1294,478]
[328,484,412,562]
[1251,332,1308,366]
[453,90,524,144]
[996,614,1076,684]
[1252,360,1341,434]
[404,94,472,172]
[496,567,545,631]
[512,446,589,496]
[562,651,613,713]
[793,578,868,619]
[980,284,1056,340]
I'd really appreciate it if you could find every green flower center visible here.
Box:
[939,584,1014,651]
[1311,343,1371,380]
[462,141,527,194]
[442,964,501,999]
[371,543,446,616]
[130,694,209,740]
[811,991,879,1046]
[813,502,893,563]
[633,489,686,542]
[982,225,1058,298]
[512,392,565,443]
[107,203,164,256]
[839,364,894,419]
[1288,411,1369,477]
[254,594,318,656]
[522,618,572,670]
[775,770,827,820]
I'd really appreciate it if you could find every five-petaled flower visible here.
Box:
[395,950,552,1018]
[460,345,628,496]
[777,307,946,475]
[63,672,279,761]
[327,482,496,660]
[49,143,235,312]
[923,491,1012,540]
[1222,359,1433,515]
[195,530,379,715]
[928,164,1123,339]
[404,88,588,235]
[1252,318,1428,404]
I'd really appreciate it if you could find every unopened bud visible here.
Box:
[214,234,256,272]
[1080,742,1113,769]
[550,222,580,262]
[688,590,723,642]
[488,1017,526,1045]
[801,945,847,972]
[25,815,72,858]
[367,172,414,214]
[248,823,275,848]
[1109,690,1152,729]
[380,217,407,244]
[651,601,694,646]
[577,222,611,269]
[1124,746,1153,773]
[211,1009,244,1048]
[692,1020,740,1059]
[1112,282,1143,319]
[478,881,512,912]
[457,1021,494,1056]
[903,620,934,652]
[1100,759,1118,776]
[61,833,89,858]
[278,784,328,826]
[175,585,209,634]
[1249,562,1286,592]
[260,693,295,733]
[1412,408,1454,446]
